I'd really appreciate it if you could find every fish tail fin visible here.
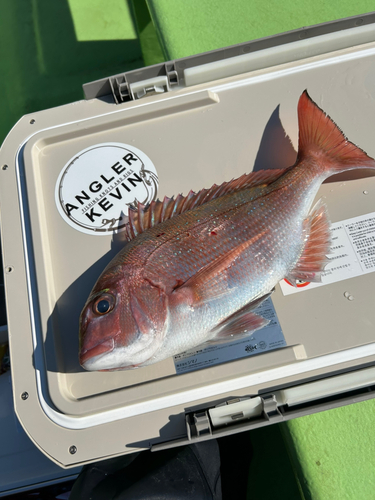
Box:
[297,90,375,173]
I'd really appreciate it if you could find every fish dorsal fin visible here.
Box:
[125,168,288,240]
[286,200,331,284]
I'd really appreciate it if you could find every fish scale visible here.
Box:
[79,91,375,371]
[155,188,312,356]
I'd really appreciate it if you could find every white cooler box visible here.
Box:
[1,13,375,468]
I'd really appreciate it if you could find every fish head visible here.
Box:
[79,265,168,371]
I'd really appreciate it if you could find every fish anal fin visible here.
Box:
[125,169,288,241]
[287,200,331,284]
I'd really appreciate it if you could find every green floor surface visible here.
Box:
[0,0,164,147]
[281,399,375,500]
[132,0,165,67]
[146,0,375,59]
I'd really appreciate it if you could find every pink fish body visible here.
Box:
[79,91,375,371]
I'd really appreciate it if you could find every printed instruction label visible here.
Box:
[55,143,158,235]
[174,297,286,375]
[280,211,375,296]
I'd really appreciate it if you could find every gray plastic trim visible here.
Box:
[152,373,375,452]
[184,23,375,86]
[83,12,375,101]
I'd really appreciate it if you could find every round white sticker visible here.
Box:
[55,143,159,235]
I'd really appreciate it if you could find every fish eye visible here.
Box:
[93,294,115,316]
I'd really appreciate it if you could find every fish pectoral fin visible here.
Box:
[205,293,272,344]
[176,233,266,304]
[287,200,331,285]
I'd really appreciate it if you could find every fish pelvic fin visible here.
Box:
[297,90,375,173]
[125,169,288,241]
[287,200,331,284]
[205,293,272,344]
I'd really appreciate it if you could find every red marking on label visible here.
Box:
[284,278,310,288]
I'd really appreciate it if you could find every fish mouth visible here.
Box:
[79,338,115,367]
[82,348,153,371]
[80,338,159,371]
[98,362,143,372]
[80,328,166,371]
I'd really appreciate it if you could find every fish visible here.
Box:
[79,91,375,371]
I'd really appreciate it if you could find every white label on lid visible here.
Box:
[280,211,375,295]
[55,143,158,235]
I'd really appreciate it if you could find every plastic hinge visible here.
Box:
[109,75,130,104]
[84,63,180,103]
[262,394,283,422]
[130,63,179,100]
[187,395,281,437]
[192,411,212,437]
[165,62,178,86]
[151,394,283,452]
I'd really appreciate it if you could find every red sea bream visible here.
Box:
[79,91,375,371]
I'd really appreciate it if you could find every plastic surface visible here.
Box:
[275,366,375,406]
[209,397,264,427]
